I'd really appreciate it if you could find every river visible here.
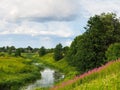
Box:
[21,67,64,90]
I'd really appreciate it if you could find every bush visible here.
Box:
[0,53,5,57]
[106,43,120,61]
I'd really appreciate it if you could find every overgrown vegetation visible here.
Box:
[51,60,120,90]
[0,56,41,90]
[106,43,120,61]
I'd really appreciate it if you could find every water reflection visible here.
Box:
[24,68,64,90]
[54,71,64,82]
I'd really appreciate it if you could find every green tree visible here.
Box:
[63,46,69,56]
[33,48,39,53]
[38,46,46,56]
[106,43,120,61]
[8,46,16,55]
[67,13,120,72]
[15,49,21,56]
[0,47,6,52]
[54,43,63,61]
[27,46,33,53]
[8,48,12,55]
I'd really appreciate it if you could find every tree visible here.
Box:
[38,46,46,56]
[106,43,120,61]
[8,46,16,55]
[63,46,69,56]
[15,49,21,56]
[0,47,6,52]
[26,46,33,53]
[54,43,63,61]
[67,13,120,72]
[33,48,39,53]
[8,48,12,55]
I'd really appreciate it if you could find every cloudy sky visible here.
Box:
[0,0,120,48]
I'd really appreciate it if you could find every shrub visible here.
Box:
[106,43,120,61]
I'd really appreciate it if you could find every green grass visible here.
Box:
[33,53,79,80]
[51,60,120,90]
[0,56,41,90]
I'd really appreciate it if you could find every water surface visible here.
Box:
[23,68,64,90]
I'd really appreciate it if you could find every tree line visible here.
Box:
[0,44,69,58]
[0,46,51,57]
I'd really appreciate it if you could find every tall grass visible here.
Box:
[0,56,41,90]
[51,59,120,90]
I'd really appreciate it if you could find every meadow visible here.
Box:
[0,55,41,90]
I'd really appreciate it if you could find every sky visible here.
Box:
[0,0,120,48]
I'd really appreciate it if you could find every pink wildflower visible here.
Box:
[51,59,120,90]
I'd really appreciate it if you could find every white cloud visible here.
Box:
[79,0,120,17]
[1,0,120,47]
[0,0,120,37]
[0,21,74,37]
[0,0,77,22]
[0,0,76,38]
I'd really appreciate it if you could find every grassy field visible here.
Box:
[51,59,120,90]
[0,56,41,90]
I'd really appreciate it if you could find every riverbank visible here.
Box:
[32,53,120,90]
[29,53,79,90]
[34,53,79,79]
[0,56,42,90]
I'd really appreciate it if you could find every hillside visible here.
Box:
[51,59,120,90]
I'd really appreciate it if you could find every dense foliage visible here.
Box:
[63,46,69,56]
[106,43,120,61]
[38,46,46,56]
[67,13,120,72]
[15,48,21,56]
[54,43,63,61]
